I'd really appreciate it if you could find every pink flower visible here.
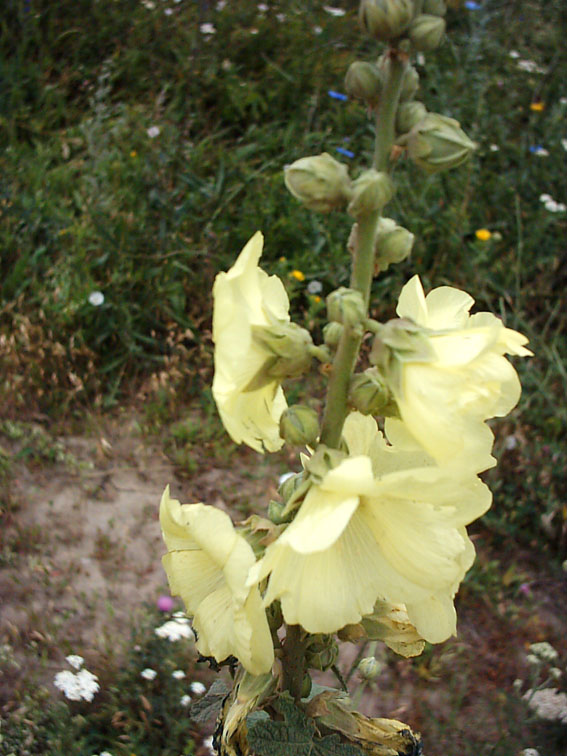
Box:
[157,595,175,612]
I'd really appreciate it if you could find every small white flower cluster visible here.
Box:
[529,641,559,663]
[141,668,157,681]
[323,6,346,16]
[155,612,195,642]
[200,22,216,35]
[523,688,567,724]
[54,655,100,702]
[307,279,323,295]
[190,681,206,695]
[516,59,547,75]
[540,194,566,213]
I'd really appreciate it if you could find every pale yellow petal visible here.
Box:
[162,550,224,615]
[396,275,428,324]
[406,592,457,643]
[423,285,474,329]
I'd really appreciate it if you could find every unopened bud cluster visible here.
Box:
[359,0,446,51]
[284,153,352,213]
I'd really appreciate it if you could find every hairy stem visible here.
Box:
[319,48,408,449]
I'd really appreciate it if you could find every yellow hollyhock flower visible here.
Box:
[212,231,290,453]
[250,413,490,643]
[160,487,274,675]
[381,275,531,472]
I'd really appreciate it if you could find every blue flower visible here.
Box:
[465,1,481,9]
[328,90,348,101]
[335,147,355,159]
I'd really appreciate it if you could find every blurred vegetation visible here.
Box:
[0,0,566,751]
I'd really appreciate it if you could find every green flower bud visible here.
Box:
[358,656,383,680]
[406,113,476,174]
[305,635,339,672]
[279,405,320,447]
[301,674,312,699]
[268,498,287,524]
[409,13,446,51]
[348,368,392,415]
[278,471,305,501]
[396,101,427,135]
[422,0,446,16]
[374,217,414,270]
[323,321,344,349]
[266,600,283,631]
[345,61,384,107]
[399,64,420,101]
[347,170,395,219]
[359,0,415,41]
[250,321,313,387]
[284,153,352,213]
[327,287,366,327]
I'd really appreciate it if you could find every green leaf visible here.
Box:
[247,693,365,756]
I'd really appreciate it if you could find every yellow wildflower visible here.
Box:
[250,413,491,643]
[130,150,137,158]
[291,269,305,282]
[212,232,289,452]
[530,102,544,112]
[475,228,492,241]
[380,275,531,472]
[160,487,274,675]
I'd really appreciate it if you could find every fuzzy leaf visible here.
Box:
[247,693,365,756]
[190,679,230,723]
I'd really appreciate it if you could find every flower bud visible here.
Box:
[347,170,394,219]
[358,656,383,680]
[396,101,427,135]
[349,368,393,416]
[278,471,305,502]
[374,217,414,270]
[284,153,352,213]
[345,61,384,107]
[359,0,415,41]
[399,64,420,101]
[323,321,344,349]
[327,287,366,327]
[268,498,287,524]
[279,405,320,447]
[409,14,446,51]
[250,321,313,385]
[305,635,339,671]
[406,113,476,174]
[422,0,446,15]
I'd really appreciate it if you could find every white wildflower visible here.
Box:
[529,641,559,663]
[307,280,323,295]
[257,3,268,11]
[54,668,100,702]
[517,60,547,74]
[141,668,157,681]
[147,126,161,138]
[276,13,286,22]
[190,681,206,695]
[313,25,323,34]
[155,619,195,642]
[561,139,567,152]
[526,654,540,666]
[88,291,104,306]
[489,144,499,152]
[142,0,156,8]
[323,5,346,16]
[66,654,84,670]
[532,147,549,156]
[200,22,216,34]
[216,0,226,9]
[508,50,520,59]
[180,694,192,706]
[172,670,186,680]
[524,688,567,724]
[504,435,517,450]
[164,7,173,14]
[560,97,567,106]
[520,750,540,756]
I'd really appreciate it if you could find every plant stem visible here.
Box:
[319,48,408,450]
[282,624,307,702]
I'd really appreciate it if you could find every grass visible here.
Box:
[1,0,567,752]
